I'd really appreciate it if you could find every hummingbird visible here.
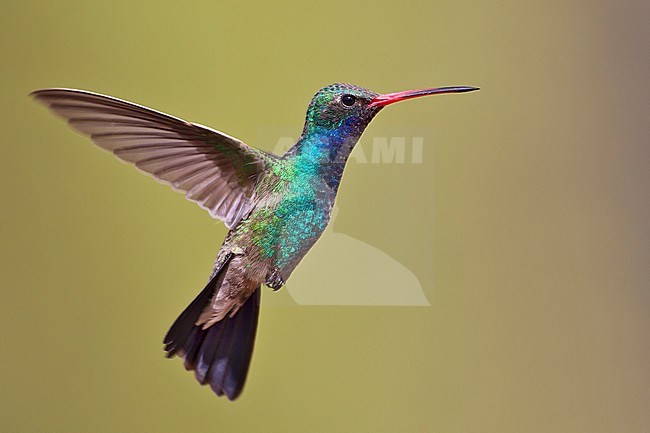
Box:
[32,83,478,400]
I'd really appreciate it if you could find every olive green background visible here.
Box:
[1,1,648,432]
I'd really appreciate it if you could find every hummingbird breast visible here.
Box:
[200,171,334,326]
[226,166,336,285]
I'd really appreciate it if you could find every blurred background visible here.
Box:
[1,1,648,432]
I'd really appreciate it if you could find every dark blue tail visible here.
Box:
[163,255,261,400]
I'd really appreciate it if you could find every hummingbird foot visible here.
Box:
[265,268,285,291]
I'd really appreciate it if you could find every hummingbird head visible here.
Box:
[302,82,479,136]
[302,83,380,139]
[291,82,478,168]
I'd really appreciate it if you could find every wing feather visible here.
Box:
[32,88,277,228]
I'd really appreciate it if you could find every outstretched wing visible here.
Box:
[32,88,276,229]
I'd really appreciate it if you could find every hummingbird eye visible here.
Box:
[340,94,356,107]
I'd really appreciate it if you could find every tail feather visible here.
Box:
[213,291,260,395]
[163,253,261,400]
[163,254,232,357]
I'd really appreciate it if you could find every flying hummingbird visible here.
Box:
[32,83,478,400]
